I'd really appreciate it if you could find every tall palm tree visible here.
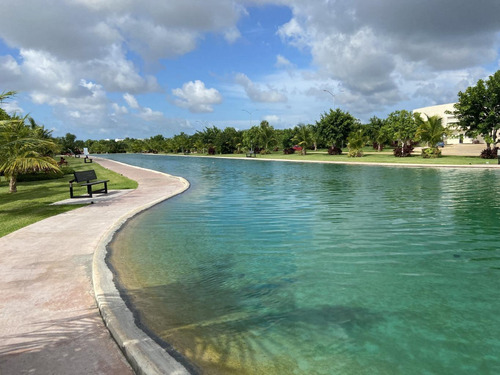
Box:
[0,115,60,193]
[292,124,313,155]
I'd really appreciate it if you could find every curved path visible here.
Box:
[0,158,190,375]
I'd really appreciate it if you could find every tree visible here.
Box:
[384,110,418,147]
[0,116,60,193]
[171,132,191,153]
[316,108,359,149]
[196,126,221,151]
[258,120,277,153]
[365,116,390,151]
[58,133,78,154]
[452,70,500,149]
[217,127,241,154]
[242,126,261,151]
[146,134,166,153]
[347,128,369,157]
[292,124,313,155]
[415,114,451,148]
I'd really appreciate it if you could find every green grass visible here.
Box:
[0,157,138,238]
[192,149,495,165]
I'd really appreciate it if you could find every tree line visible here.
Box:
[59,109,445,157]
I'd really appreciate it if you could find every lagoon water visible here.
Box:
[104,154,500,374]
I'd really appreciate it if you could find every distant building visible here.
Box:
[412,103,478,144]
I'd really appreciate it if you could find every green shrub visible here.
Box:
[17,166,74,182]
[421,147,442,158]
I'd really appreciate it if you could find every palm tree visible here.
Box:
[0,115,60,193]
[292,124,313,155]
[415,114,451,157]
[347,129,369,157]
[258,121,276,153]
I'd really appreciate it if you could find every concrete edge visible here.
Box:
[91,159,191,375]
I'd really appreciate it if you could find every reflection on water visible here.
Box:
[106,154,500,375]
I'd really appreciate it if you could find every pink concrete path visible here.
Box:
[0,158,189,374]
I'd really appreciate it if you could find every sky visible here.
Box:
[1,0,500,140]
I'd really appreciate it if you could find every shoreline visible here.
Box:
[155,152,500,169]
[91,158,193,375]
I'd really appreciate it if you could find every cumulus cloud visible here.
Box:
[279,0,500,108]
[1,0,500,136]
[172,80,223,113]
[0,0,244,136]
[123,93,140,109]
[235,73,287,103]
[122,93,165,121]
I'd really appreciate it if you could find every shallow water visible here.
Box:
[105,154,500,375]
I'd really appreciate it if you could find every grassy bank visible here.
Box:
[192,149,496,165]
[0,157,137,237]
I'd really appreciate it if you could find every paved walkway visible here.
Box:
[0,158,189,375]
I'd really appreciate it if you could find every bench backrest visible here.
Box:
[74,170,97,182]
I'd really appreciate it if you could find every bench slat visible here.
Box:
[73,170,98,182]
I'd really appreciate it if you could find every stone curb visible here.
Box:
[91,159,191,375]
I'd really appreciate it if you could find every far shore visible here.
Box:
[141,143,499,169]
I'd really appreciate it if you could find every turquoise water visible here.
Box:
[105,154,500,374]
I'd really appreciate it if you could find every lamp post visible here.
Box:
[323,89,335,108]
[242,109,253,128]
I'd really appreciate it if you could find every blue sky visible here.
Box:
[1,0,500,140]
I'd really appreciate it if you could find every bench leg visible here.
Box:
[104,182,108,194]
[70,185,74,198]
[87,185,93,198]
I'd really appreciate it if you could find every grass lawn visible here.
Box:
[197,148,495,165]
[0,157,137,238]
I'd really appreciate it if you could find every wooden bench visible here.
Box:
[69,170,109,198]
[246,151,256,157]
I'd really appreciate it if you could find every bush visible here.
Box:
[480,146,499,159]
[17,166,74,182]
[283,148,295,154]
[208,147,216,155]
[421,147,442,158]
[393,144,414,157]
[327,146,343,155]
[348,149,363,157]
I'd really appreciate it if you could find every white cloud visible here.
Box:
[224,27,241,43]
[172,80,223,113]
[1,0,500,137]
[263,115,280,124]
[0,99,23,115]
[279,0,500,109]
[123,93,140,109]
[235,73,287,103]
[275,54,294,68]
[0,0,245,137]
[112,103,128,115]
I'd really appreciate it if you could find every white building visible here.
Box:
[412,103,477,144]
